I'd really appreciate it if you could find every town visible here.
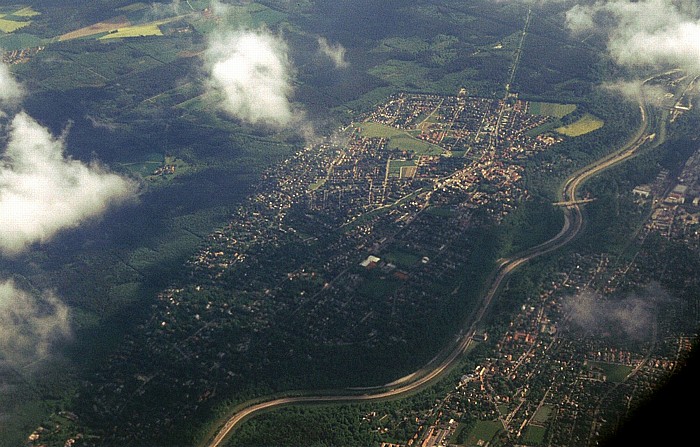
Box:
[25,90,699,447]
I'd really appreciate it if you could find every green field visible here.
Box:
[388,159,416,177]
[587,361,634,383]
[118,152,164,176]
[0,17,30,33]
[100,23,165,39]
[522,424,547,445]
[13,6,39,17]
[529,102,576,118]
[357,122,444,155]
[465,420,503,446]
[191,2,286,33]
[384,250,421,268]
[556,113,604,137]
[0,6,38,32]
[0,32,44,49]
[531,404,554,424]
[426,206,456,218]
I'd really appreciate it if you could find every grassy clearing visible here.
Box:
[384,250,421,268]
[118,152,164,177]
[522,424,547,445]
[13,6,39,17]
[100,23,165,39]
[0,18,30,33]
[529,102,576,118]
[308,178,326,191]
[587,361,634,383]
[426,206,456,218]
[388,134,443,155]
[532,404,554,424]
[466,420,503,446]
[357,122,443,155]
[388,159,416,177]
[556,113,604,137]
[0,32,44,49]
[357,122,406,138]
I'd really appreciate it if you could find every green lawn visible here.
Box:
[118,152,164,176]
[0,17,30,32]
[531,404,553,424]
[528,102,576,118]
[357,122,444,155]
[466,420,503,446]
[384,250,421,268]
[522,424,547,445]
[587,361,634,383]
[388,159,416,177]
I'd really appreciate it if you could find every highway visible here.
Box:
[204,98,654,447]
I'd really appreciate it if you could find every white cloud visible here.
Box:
[209,0,232,16]
[0,112,136,255]
[317,36,349,69]
[205,29,296,127]
[0,62,23,107]
[602,79,672,106]
[0,280,71,366]
[564,284,670,340]
[147,0,182,19]
[566,0,700,73]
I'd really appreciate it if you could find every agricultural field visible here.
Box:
[556,113,604,136]
[0,6,38,33]
[100,22,166,40]
[0,32,44,49]
[58,16,131,41]
[11,6,40,17]
[0,18,29,33]
[528,102,576,118]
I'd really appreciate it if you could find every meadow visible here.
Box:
[357,122,444,155]
[586,361,634,383]
[529,102,577,118]
[556,113,605,137]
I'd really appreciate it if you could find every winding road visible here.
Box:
[204,99,654,447]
